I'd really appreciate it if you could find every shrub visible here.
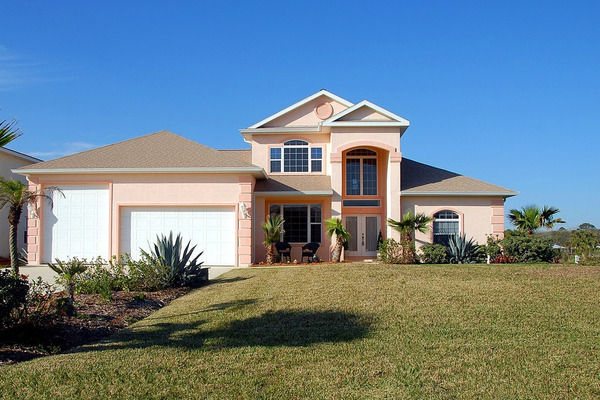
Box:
[491,254,516,264]
[482,235,503,259]
[120,254,173,291]
[419,244,447,264]
[501,233,556,263]
[24,277,57,324]
[447,234,484,264]
[0,270,29,327]
[378,238,415,264]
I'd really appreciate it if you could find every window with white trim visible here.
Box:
[346,149,377,196]
[270,140,323,173]
[433,210,460,246]
[269,204,322,243]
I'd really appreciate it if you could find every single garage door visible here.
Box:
[120,206,236,266]
[43,184,110,263]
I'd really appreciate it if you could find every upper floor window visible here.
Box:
[270,140,322,173]
[346,149,377,196]
[433,210,460,246]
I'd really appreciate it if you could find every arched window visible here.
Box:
[433,210,460,246]
[270,140,322,173]
[346,148,377,196]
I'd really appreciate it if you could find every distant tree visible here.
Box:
[578,223,597,231]
[0,113,22,147]
[570,230,600,261]
[508,205,565,236]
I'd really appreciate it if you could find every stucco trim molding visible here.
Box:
[331,141,401,162]
[401,191,517,197]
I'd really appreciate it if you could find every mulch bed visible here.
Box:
[0,287,190,366]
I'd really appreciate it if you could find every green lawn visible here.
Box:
[2,263,600,399]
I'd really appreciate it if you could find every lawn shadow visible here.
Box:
[70,309,372,354]
[207,276,252,286]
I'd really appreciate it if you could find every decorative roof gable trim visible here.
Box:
[247,89,354,129]
[322,100,410,126]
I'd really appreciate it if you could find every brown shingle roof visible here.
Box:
[401,158,517,196]
[17,131,260,171]
[255,175,332,194]
[218,149,252,164]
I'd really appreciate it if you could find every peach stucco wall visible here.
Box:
[401,196,506,249]
[26,173,255,267]
[264,95,349,128]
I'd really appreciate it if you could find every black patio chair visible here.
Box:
[301,242,320,263]
[275,241,292,263]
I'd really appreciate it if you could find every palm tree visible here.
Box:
[325,218,351,263]
[387,211,433,262]
[261,214,285,264]
[0,115,22,147]
[387,211,433,243]
[508,205,565,236]
[0,179,61,275]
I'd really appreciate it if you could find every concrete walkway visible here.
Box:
[20,264,236,285]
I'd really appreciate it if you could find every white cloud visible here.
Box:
[29,141,98,159]
[0,46,71,91]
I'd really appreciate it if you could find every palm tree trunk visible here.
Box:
[266,245,275,264]
[332,237,344,262]
[8,204,22,276]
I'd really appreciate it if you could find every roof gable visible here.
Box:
[248,90,353,129]
[322,100,410,127]
[16,131,263,175]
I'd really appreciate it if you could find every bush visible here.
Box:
[0,270,29,327]
[419,244,447,264]
[378,239,415,264]
[482,235,503,259]
[120,254,173,291]
[501,233,556,263]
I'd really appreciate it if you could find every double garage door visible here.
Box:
[43,185,236,265]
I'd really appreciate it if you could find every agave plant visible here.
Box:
[447,234,482,264]
[140,232,206,287]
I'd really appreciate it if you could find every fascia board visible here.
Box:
[0,147,42,163]
[14,167,267,178]
[254,190,333,197]
[247,90,354,129]
[324,121,409,127]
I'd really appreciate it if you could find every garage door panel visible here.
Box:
[43,185,109,262]
[121,206,236,266]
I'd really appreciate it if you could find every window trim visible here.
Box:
[345,149,378,196]
[269,203,322,243]
[269,140,323,174]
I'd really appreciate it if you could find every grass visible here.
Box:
[1,263,600,399]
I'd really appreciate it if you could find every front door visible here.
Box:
[345,215,380,257]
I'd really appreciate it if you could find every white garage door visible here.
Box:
[43,185,110,263]
[120,206,236,266]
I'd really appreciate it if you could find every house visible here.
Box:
[0,147,41,258]
[15,90,516,266]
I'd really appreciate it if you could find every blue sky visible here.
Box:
[1,1,598,229]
